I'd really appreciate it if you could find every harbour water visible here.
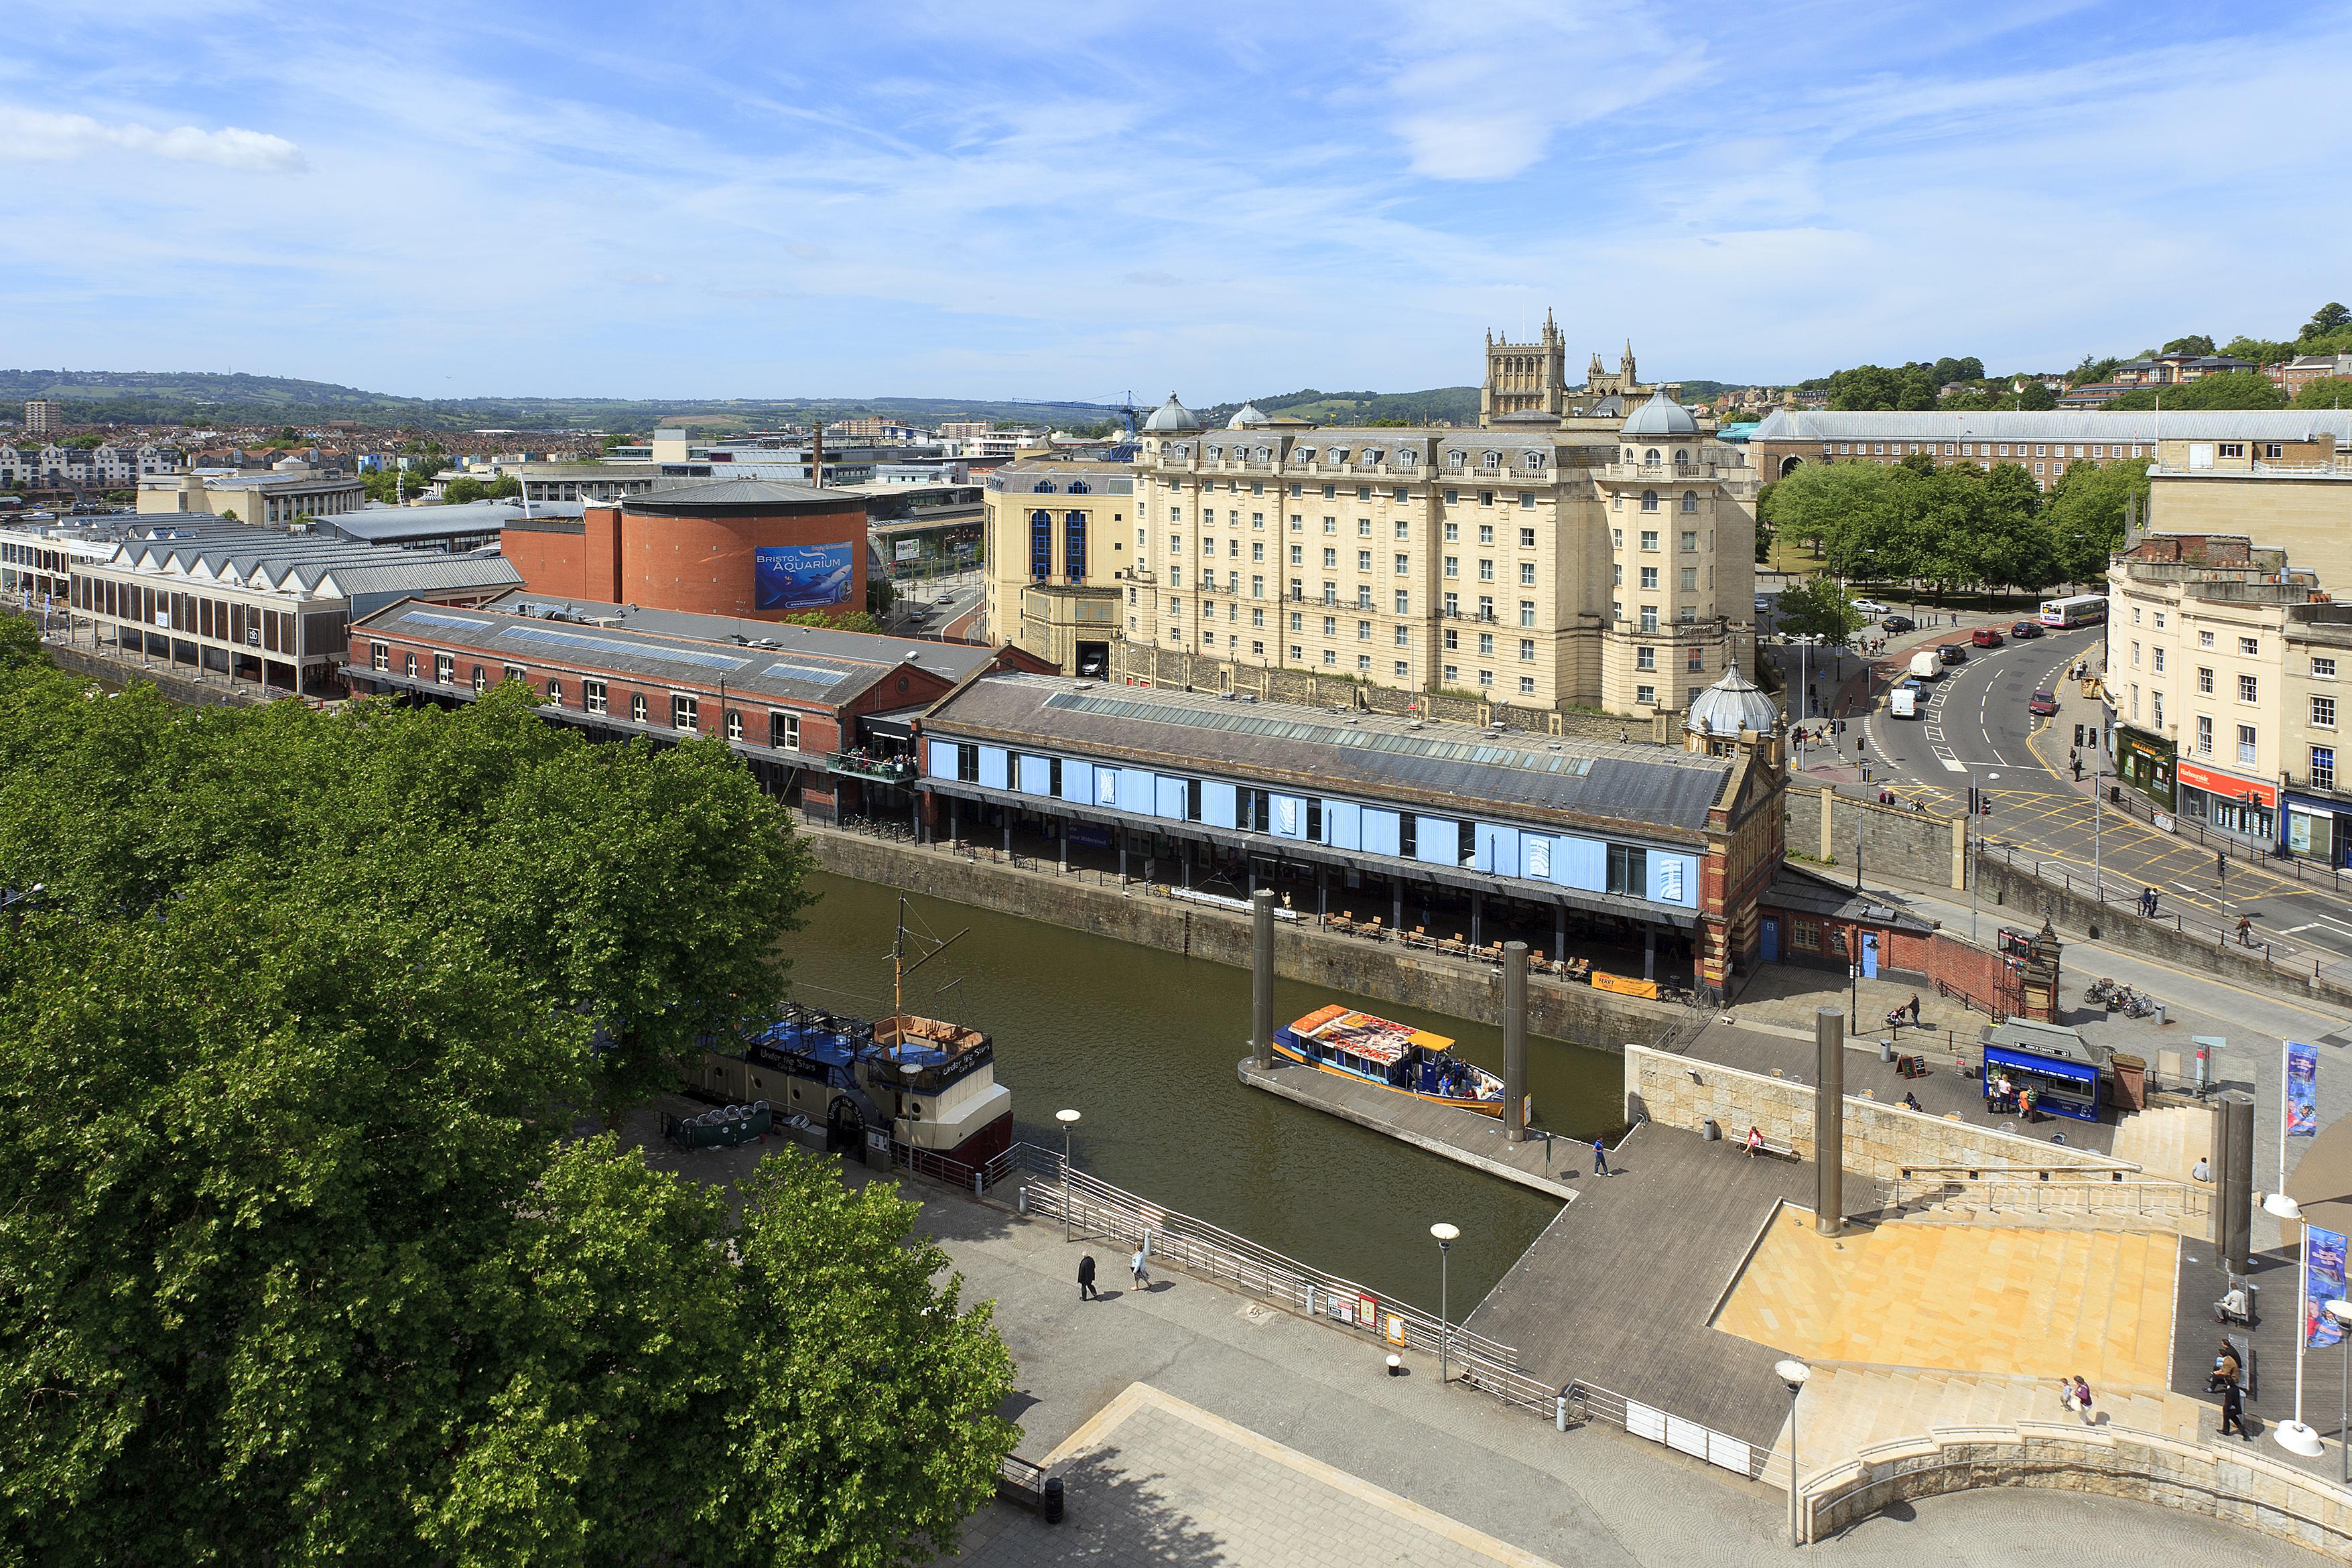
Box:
[785,871,1624,1311]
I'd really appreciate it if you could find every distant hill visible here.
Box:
[1214,378,1735,429]
[0,369,1122,435]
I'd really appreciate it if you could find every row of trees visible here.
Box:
[0,625,1017,1565]
[1801,358,1986,410]
[1760,452,2147,594]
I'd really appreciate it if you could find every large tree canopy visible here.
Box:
[0,654,1015,1566]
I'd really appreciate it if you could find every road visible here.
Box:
[1860,623,2352,980]
[885,570,986,642]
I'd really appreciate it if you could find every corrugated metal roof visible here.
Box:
[1749,409,2352,443]
[923,675,1731,836]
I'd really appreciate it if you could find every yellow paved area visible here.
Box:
[1714,1207,2177,1388]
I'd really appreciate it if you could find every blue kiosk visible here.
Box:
[1977,1019,2105,1124]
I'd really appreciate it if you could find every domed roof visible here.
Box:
[1619,387,1699,438]
[1142,393,1202,433]
[1227,402,1270,428]
[1685,665,1779,738]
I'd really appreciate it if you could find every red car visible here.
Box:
[1970,627,2004,649]
[2027,690,2059,716]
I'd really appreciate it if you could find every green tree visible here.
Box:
[1772,574,1864,645]
[1896,368,1938,409]
[442,476,486,505]
[783,610,884,633]
[58,432,106,450]
[485,475,523,500]
[2302,303,2350,341]
[2107,370,2283,411]
[2013,381,2057,410]
[2161,334,2216,356]
[2294,377,2352,409]
[2221,335,2295,366]
[2042,458,2149,583]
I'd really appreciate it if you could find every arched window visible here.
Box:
[1644,448,1661,465]
[1065,509,1088,581]
[1674,449,1689,465]
[726,710,744,741]
[1031,509,1053,581]
[1780,455,1805,478]
[1034,480,1057,494]
[1067,480,1090,493]
[1641,490,1659,512]
[1681,491,1698,513]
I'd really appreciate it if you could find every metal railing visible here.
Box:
[1871,1167,2211,1221]
[2100,779,2351,893]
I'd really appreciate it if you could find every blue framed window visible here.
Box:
[1030,509,1053,581]
[1065,510,1087,582]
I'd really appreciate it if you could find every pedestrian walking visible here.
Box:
[1130,1247,1149,1288]
[2219,1380,2249,1440]
[2067,1374,2095,1424]
[1079,1254,1098,1300]
[1908,992,1922,1025]
[1592,1137,1612,1177]
[2147,889,2160,919]
[2237,913,2254,946]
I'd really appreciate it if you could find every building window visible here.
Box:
[631,693,648,724]
[1443,556,1459,578]
[370,642,389,671]
[2239,724,2258,767]
[954,740,977,781]
[1680,491,1697,513]
[2317,657,2339,679]
[1680,567,1698,591]
[773,714,799,750]
[2197,667,2213,694]
[2238,673,2259,703]
[725,710,744,741]
[504,664,525,685]
[1636,682,1656,704]
[2316,696,2338,730]
[1640,530,1659,551]
[472,665,488,694]
[585,679,607,714]
[1640,567,1659,590]
[2197,715,2213,755]
[1606,842,1648,896]
[546,679,564,706]
[1640,606,1659,633]
[1636,645,1656,671]
[1640,490,1658,511]
[2241,637,2260,655]
[433,653,454,685]
[2314,746,2337,791]
[2153,647,2164,673]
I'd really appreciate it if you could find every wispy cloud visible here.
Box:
[0,106,305,170]
[0,1,2343,400]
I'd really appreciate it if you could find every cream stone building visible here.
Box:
[980,458,1136,677]
[982,322,1758,726]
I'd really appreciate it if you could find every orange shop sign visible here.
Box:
[2174,761,2275,808]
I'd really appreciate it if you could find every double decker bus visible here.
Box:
[2038,593,2107,629]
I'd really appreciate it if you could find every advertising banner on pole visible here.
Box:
[2305,1226,2347,1350]
[2287,1041,2321,1138]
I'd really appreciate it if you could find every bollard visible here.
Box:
[1556,1394,1569,1432]
[1043,1476,1064,1524]
[1017,1186,1028,1217]
[974,1172,984,1198]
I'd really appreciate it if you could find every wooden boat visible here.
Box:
[1270,1004,1514,1118]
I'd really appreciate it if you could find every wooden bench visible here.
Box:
[1737,1132,1797,1159]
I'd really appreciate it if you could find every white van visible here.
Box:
[1889,681,1920,718]
[1908,649,1943,681]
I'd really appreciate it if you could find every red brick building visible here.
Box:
[344,590,1048,822]
[501,478,872,623]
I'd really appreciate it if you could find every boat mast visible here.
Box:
[887,897,968,1057]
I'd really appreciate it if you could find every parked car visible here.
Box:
[2027,689,2059,716]
[1970,627,2004,649]
[2010,620,2044,639]
[1852,599,1890,616]
[1882,614,1916,633]
[1937,643,1967,665]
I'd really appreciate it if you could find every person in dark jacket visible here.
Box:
[1078,1254,1098,1301]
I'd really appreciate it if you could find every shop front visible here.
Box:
[2174,759,2276,846]
[2285,787,2352,866]
[1979,1021,2106,1124]
[2112,725,2175,811]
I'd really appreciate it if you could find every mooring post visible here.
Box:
[1503,940,1529,1142]
[1251,888,1276,1069]
[1815,1008,1844,1236]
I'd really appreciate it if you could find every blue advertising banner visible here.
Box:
[755,543,855,611]
[2305,1226,2347,1350]
[2287,1041,2321,1139]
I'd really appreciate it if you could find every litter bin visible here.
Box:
[1701,1118,1721,1141]
[2108,1053,2147,1113]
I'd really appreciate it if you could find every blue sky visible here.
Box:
[1,1,2343,403]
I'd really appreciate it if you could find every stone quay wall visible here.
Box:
[1801,1422,2352,1556]
[1786,785,1965,890]
[1622,1043,2137,1180]
[804,826,1696,1053]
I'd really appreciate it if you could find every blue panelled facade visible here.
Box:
[919,735,1702,916]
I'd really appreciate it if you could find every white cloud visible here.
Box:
[0,107,304,171]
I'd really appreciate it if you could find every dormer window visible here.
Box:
[1034,480,1056,493]
[1522,450,1547,472]
[1296,448,1317,464]
[1396,449,1417,467]
[1207,446,1223,461]
[1481,450,1501,470]
[1447,450,1467,469]
[1253,446,1271,462]
[1362,448,1383,465]
[1329,448,1348,464]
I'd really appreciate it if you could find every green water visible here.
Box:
[785,871,1624,1312]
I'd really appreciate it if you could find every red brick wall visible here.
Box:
[616,504,868,621]
[499,525,596,601]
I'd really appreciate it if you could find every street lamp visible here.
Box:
[1055,1108,1081,1242]
[2329,1299,2352,1484]
[1430,1222,1459,1383]
[1776,1358,1811,1548]
[2265,1192,2328,1457]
